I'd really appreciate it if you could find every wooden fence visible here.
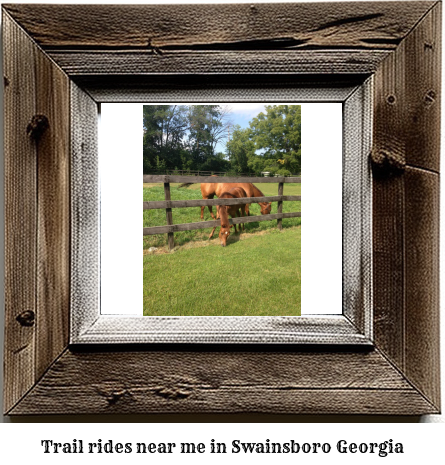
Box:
[143,175,301,250]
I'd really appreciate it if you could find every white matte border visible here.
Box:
[99,103,342,315]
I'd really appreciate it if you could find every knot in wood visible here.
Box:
[96,386,130,405]
[105,390,128,405]
[16,310,35,327]
[154,386,191,400]
[27,114,49,140]
[370,149,405,178]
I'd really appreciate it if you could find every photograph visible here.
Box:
[142,104,301,316]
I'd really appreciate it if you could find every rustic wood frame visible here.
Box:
[2,2,440,415]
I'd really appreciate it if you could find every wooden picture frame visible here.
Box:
[2,2,440,415]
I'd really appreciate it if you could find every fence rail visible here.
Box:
[143,175,301,249]
[143,195,301,210]
[143,212,302,236]
[143,175,301,184]
[145,170,300,178]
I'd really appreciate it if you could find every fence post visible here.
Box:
[164,179,175,250]
[277,182,283,230]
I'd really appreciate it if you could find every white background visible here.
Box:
[100,102,342,315]
[0,0,444,456]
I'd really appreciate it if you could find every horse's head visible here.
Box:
[217,205,232,246]
[218,224,232,247]
[260,202,272,215]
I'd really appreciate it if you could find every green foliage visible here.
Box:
[143,105,189,172]
[143,104,301,175]
[226,125,255,174]
[249,105,301,175]
[143,104,232,173]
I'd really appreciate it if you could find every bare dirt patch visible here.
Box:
[143,226,299,256]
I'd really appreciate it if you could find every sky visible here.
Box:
[217,103,267,153]
[226,103,267,129]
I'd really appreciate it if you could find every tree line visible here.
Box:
[143,104,301,176]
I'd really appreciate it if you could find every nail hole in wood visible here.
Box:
[425,90,436,105]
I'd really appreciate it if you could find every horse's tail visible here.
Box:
[178,182,195,188]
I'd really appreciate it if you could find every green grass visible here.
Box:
[143,182,301,249]
[143,226,301,316]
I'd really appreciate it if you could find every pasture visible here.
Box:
[143,226,301,316]
[143,182,301,316]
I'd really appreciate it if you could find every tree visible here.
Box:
[187,105,214,167]
[143,105,188,173]
[143,104,234,173]
[248,105,301,175]
[226,125,255,174]
[208,105,233,154]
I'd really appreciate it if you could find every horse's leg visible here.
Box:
[235,211,241,233]
[200,193,208,220]
[209,226,217,239]
[201,195,216,220]
[240,206,245,232]
[230,213,237,233]
[208,194,216,220]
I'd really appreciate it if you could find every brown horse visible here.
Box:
[209,187,247,247]
[200,181,271,220]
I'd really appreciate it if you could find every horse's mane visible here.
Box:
[251,184,271,206]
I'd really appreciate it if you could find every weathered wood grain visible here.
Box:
[372,20,407,371]
[8,348,437,415]
[371,1,441,174]
[404,168,440,409]
[372,2,441,412]
[404,2,441,172]
[3,2,435,50]
[342,81,373,337]
[79,75,363,103]
[47,50,391,76]
[143,196,301,210]
[35,37,71,382]
[76,316,370,346]
[372,175,405,367]
[3,13,37,414]
[2,2,441,416]
[70,83,100,339]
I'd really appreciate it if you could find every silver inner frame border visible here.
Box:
[70,80,373,345]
